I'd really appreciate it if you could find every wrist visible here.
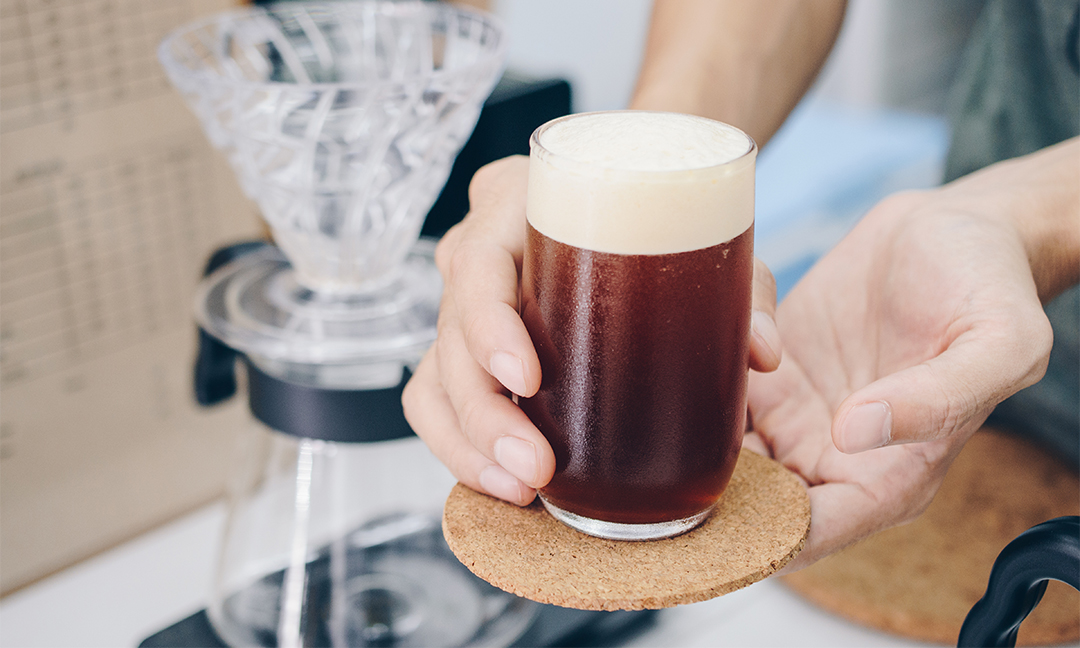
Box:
[1016,202,1080,304]
[938,138,1079,303]
[1005,143,1079,304]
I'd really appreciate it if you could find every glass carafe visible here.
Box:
[210,397,536,647]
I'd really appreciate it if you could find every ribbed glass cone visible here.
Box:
[159,1,505,292]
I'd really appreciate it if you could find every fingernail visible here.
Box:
[751,310,782,364]
[490,351,527,395]
[840,401,892,453]
[479,465,525,502]
[494,436,538,485]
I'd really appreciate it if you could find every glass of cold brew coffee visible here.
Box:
[520,111,756,541]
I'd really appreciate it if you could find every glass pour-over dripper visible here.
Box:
[160,0,505,368]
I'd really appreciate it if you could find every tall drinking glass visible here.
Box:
[520,111,757,541]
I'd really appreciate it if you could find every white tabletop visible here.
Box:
[0,499,932,648]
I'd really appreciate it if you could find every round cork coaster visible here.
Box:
[443,449,810,611]
[783,427,1079,646]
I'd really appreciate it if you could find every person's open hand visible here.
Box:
[403,155,784,505]
[753,141,1078,571]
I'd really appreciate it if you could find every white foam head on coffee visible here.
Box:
[527,112,755,255]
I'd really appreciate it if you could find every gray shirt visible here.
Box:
[945,0,1079,464]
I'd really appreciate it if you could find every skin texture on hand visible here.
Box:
[758,138,1077,572]
[402,155,783,506]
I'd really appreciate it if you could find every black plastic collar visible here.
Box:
[245,358,415,443]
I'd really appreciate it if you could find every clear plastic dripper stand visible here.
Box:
[160,3,534,646]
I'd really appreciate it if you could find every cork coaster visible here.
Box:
[783,427,1079,646]
[443,449,810,611]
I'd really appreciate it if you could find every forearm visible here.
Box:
[629,0,846,146]
[937,137,1080,303]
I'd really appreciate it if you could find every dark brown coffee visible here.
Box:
[520,221,754,525]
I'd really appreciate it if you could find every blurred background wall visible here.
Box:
[494,0,985,116]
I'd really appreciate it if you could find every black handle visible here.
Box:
[958,515,1080,647]
[193,241,271,407]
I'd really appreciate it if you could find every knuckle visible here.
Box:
[466,155,528,214]
[753,257,775,283]
[877,189,929,214]
[468,158,512,206]
[1027,313,1054,378]
[400,370,425,415]
[989,307,1054,392]
[753,258,777,293]
[460,300,510,354]
[436,295,457,334]
[401,392,423,432]
[444,443,475,482]
[470,158,502,188]
[445,242,473,287]
[457,396,493,448]
[434,226,462,274]
[435,318,459,364]
[401,354,435,424]
[436,307,453,338]
[400,375,418,412]
[460,307,488,351]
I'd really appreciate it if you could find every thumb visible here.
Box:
[831,326,1051,454]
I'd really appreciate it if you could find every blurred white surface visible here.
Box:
[0,503,224,648]
[0,500,934,648]
[495,0,653,113]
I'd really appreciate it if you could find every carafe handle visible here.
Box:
[193,241,271,406]
[958,515,1080,647]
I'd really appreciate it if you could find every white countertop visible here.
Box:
[0,499,931,648]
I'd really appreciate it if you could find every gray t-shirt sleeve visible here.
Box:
[944,0,1079,465]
